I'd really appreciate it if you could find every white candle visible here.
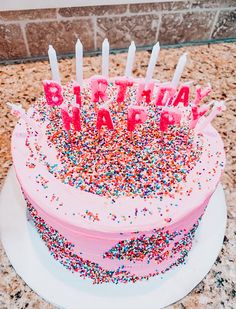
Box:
[102,38,109,78]
[125,41,136,78]
[145,42,160,84]
[75,38,83,86]
[171,52,187,88]
[48,45,60,83]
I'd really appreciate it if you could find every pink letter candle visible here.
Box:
[127,106,147,131]
[155,85,176,106]
[43,80,64,106]
[61,107,81,132]
[160,108,182,132]
[96,106,114,131]
[73,84,82,107]
[90,77,108,103]
[136,80,154,104]
[190,104,209,129]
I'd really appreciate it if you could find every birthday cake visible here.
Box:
[10,42,225,284]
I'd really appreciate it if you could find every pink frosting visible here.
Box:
[11,80,225,279]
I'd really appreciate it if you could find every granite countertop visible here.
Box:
[0,42,235,308]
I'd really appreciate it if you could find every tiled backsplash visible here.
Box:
[0,1,236,61]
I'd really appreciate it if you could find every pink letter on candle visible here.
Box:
[43,80,64,106]
[96,108,114,130]
[136,81,154,104]
[73,84,82,107]
[155,86,176,106]
[190,104,209,129]
[195,101,226,132]
[172,85,190,107]
[193,86,211,105]
[61,107,81,132]
[91,77,108,102]
[115,79,133,103]
[160,109,181,132]
[127,106,147,131]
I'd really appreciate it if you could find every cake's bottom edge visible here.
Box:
[24,195,204,284]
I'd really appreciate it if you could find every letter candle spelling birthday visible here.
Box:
[96,100,114,139]
[127,105,148,132]
[190,103,209,129]
[115,79,134,105]
[43,80,64,106]
[193,85,212,105]
[155,84,176,106]
[136,81,155,104]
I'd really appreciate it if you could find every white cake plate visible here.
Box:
[0,168,227,309]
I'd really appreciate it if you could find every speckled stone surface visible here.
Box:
[0,42,235,308]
